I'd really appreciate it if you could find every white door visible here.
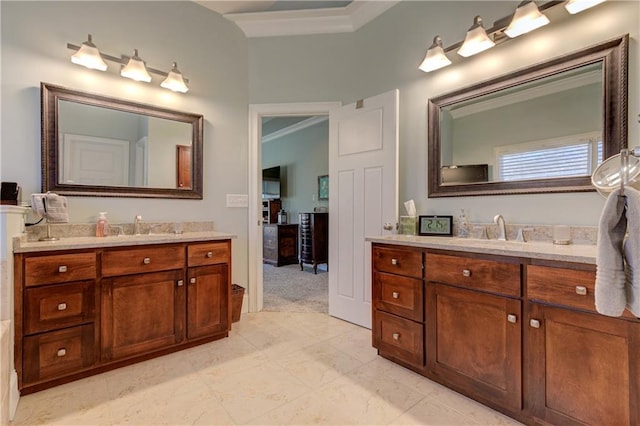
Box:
[61,133,129,186]
[328,90,399,328]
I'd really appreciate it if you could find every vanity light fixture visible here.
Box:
[504,0,550,38]
[160,62,189,93]
[565,0,606,14]
[419,36,452,73]
[120,49,152,83]
[457,16,495,57]
[70,34,108,71]
[67,36,190,93]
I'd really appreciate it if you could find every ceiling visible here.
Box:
[196,1,353,15]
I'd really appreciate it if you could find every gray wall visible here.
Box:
[262,121,329,222]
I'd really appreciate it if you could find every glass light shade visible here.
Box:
[160,63,189,93]
[591,153,640,198]
[419,36,452,73]
[120,49,152,83]
[565,0,606,14]
[70,35,107,71]
[504,1,550,38]
[457,16,495,58]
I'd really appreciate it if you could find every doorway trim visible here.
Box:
[248,102,341,313]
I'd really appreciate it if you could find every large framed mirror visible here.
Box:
[41,83,204,199]
[428,35,628,197]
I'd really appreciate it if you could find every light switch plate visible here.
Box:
[226,194,249,208]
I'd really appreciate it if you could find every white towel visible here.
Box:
[623,187,640,317]
[595,188,627,316]
[43,192,69,223]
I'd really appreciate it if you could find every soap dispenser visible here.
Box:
[457,208,470,238]
[96,212,108,237]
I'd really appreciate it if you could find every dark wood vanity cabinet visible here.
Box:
[299,212,328,273]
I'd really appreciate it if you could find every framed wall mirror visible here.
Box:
[428,35,628,197]
[41,83,204,199]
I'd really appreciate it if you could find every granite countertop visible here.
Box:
[366,234,597,265]
[13,231,237,253]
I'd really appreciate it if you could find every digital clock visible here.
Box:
[418,215,453,236]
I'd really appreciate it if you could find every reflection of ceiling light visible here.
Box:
[565,0,606,14]
[161,62,189,93]
[504,1,550,38]
[120,49,152,83]
[419,36,452,73]
[70,34,107,71]
[457,16,495,58]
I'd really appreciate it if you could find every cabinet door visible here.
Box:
[187,264,229,340]
[101,270,184,361]
[527,303,640,425]
[426,283,522,412]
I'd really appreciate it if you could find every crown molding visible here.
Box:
[262,116,328,143]
[224,1,400,37]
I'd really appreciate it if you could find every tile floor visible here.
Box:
[12,312,522,425]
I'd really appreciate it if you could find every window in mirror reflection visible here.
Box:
[439,62,603,185]
[58,100,193,189]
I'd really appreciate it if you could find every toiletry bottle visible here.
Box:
[96,212,108,237]
[457,208,470,238]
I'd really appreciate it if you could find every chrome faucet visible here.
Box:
[494,214,507,241]
[133,215,143,235]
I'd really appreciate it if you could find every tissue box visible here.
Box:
[399,216,417,235]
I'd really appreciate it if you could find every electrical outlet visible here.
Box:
[226,194,248,208]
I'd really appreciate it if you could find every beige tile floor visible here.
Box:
[12,312,523,425]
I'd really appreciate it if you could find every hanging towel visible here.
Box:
[623,187,640,317]
[43,192,69,223]
[595,187,627,317]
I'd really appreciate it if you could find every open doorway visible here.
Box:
[261,115,329,312]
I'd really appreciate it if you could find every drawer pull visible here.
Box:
[392,333,400,341]
[177,280,184,287]
[206,252,213,258]
[392,292,400,299]
[530,319,541,329]
[57,348,67,357]
[507,314,517,323]
[462,269,472,277]
[575,286,588,296]
[58,265,68,273]
[391,258,398,266]
[190,278,196,284]
[57,303,67,311]
[143,257,151,265]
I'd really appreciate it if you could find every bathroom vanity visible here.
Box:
[13,232,234,394]
[369,236,639,426]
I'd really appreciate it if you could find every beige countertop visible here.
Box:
[366,235,597,265]
[13,231,237,253]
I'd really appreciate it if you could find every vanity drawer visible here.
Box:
[25,252,96,287]
[102,245,185,277]
[373,245,423,279]
[527,265,598,313]
[373,272,423,322]
[22,324,95,384]
[187,241,230,267]
[426,252,521,297]
[373,310,424,368]
[24,281,95,335]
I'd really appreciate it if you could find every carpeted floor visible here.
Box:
[263,263,328,313]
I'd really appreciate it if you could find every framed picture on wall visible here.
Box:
[318,175,329,200]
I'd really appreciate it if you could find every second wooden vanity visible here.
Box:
[371,239,640,426]
[14,234,233,394]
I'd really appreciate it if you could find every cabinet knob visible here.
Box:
[143,257,151,264]
[392,291,400,299]
[462,269,471,277]
[190,278,196,284]
[58,265,67,273]
[391,258,398,266]
[206,252,213,258]
[57,348,66,357]
[177,280,184,287]
[57,303,67,311]
[392,333,400,341]
[507,314,517,323]
[575,286,587,296]
[530,319,541,328]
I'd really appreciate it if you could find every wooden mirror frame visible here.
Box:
[428,35,628,198]
[41,83,204,199]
